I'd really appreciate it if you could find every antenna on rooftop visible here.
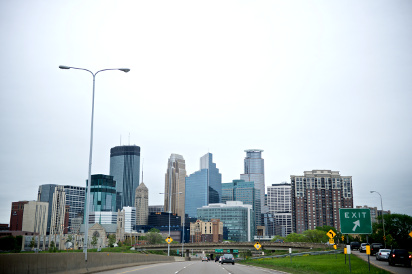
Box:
[141,158,144,183]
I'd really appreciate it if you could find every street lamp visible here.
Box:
[159,191,182,256]
[370,191,386,248]
[59,65,130,261]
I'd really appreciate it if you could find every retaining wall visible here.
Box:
[0,252,176,274]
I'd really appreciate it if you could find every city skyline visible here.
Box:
[1,1,411,224]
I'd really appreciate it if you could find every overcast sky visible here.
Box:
[1,0,411,225]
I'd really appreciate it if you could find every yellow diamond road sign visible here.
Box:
[409,231,412,238]
[327,230,336,239]
[165,236,173,244]
[254,242,262,250]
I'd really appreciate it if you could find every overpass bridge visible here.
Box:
[138,242,327,256]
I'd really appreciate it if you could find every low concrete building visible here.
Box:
[190,219,223,243]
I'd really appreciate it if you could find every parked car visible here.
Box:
[201,256,208,262]
[388,249,411,267]
[376,249,391,261]
[219,256,223,263]
[214,255,220,262]
[360,243,368,253]
[370,243,384,256]
[221,253,235,265]
[350,242,360,251]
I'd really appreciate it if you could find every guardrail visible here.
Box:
[241,249,344,261]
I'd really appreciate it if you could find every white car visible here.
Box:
[376,249,391,261]
[360,243,368,253]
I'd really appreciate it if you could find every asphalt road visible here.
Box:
[354,251,411,274]
[97,260,284,274]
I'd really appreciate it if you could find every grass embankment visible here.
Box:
[240,253,389,274]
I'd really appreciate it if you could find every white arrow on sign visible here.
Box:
[352,220,360,231]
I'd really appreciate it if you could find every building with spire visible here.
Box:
[164,154,186,223]
[135,183,148,225]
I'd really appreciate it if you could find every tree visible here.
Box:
[146,228,163,244]
[29,237,36,250]
[108,234,116,247]
[303,229,328,243]
[382,214,412,250]
[49,241,56,253]
[285,233,306,242]
[0,236,17,251]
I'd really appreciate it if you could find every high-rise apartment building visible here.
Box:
[164,154,186,222]
[135,183,148,225]
[123,206,136,233]
[291,170,353,234]
[197,201,254,242]
[50,186,66,235]
[110,145,140,210]
[240,149,266,214]
[222,180,261,232]
[9,201,29,231]
[267,182,292,236]
[185,153,222,218]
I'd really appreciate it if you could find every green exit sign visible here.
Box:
[339,208,372,234]
[215,249,223,253]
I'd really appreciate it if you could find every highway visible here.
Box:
[97,261,283,274]
[354,251,411,274]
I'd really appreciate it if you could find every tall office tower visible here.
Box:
[110,145,140,210]
[9,201,29,231]
[291,170,353,234]
[135,183,148,225]
[50,186,66,235]
[21,201,48,235]
[37,184,57,233]
[85,174,117,224]
[164,154,186,221]
[240,149,266,214]
[222,179,261,232]
[197,201,254,242]
[62,185,85,233]
[267,182,292,237]
[185,153,222,218]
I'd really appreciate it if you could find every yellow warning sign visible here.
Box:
[165,236,173,244]
[327,230,336,239]
[254,242,262,250]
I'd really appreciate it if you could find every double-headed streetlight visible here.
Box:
[59,65,130,261]
[370,191,386,248]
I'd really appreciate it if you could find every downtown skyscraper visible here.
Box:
[240,149,266,215]
[110,145,140,210]
[164,154,187,222]
[291,170,353,233]
[185,153,222,218]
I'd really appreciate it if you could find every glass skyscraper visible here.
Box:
[110,145,140,210]
[185,153,222,218]
[86,174,117,213]
[197,201,254,242]
[222,179,261,232]
[240,149,266,215]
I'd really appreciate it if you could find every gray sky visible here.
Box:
[1,0,411,225]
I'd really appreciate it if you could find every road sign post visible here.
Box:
[339,208,372,234]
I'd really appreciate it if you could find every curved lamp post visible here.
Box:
[370,191,386,248]
[59,65,130,261]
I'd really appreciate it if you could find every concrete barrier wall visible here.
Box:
[0,252,175,274]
